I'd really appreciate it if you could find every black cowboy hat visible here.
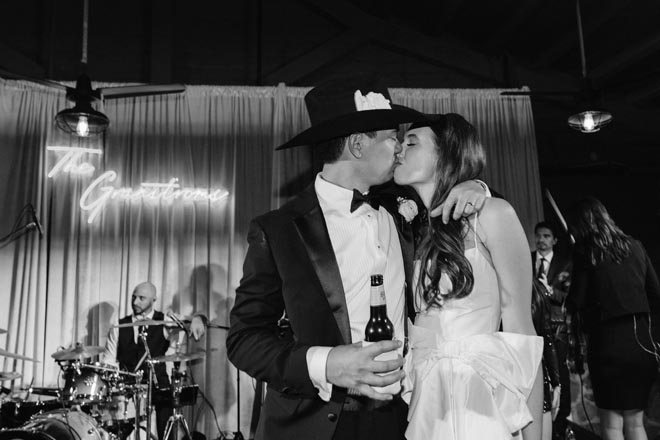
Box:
[276,74,425,150]
[408,112,448,131]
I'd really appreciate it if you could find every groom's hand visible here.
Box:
[326,340,404,400]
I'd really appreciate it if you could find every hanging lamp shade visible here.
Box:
[55,101,109,137]
[567,109,613,133]
[55,73,109,137]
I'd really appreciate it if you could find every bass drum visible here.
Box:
[0,400,61,429]
[0,409,109,440]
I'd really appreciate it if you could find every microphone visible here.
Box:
[26,204,43,236]
[167,312,189,334]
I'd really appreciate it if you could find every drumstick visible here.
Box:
[544,188,575,245]
[134,351,148,373]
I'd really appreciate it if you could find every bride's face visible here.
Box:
[394,126,438,187]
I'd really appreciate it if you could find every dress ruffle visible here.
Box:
[402,323,543,439]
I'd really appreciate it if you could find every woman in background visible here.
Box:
[567,197,660,440]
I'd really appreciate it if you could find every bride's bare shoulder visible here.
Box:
[478,198,519,234]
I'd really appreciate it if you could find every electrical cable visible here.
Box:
[187,367,225,440]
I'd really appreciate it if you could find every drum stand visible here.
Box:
[137,328,159,440]
[162,366,191,440]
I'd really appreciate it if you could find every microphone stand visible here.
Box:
[138,327,158,440]
[206,323,244,440]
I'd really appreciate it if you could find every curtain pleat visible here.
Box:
[0,79,540,438]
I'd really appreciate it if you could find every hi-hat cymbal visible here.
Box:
[83,363,141,377]
[151,350,206,364]
[0,348,39,362]
[112,319,182,329]
[0,372,21,381]
[51,345,105,361]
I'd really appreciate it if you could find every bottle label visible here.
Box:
[362,341,401,395]
[370,288,387,306]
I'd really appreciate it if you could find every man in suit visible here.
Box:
[102,281,206,440]
[226,75,488,440]
[532,221,573,440]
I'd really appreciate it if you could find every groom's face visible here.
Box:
[360,128,402,185]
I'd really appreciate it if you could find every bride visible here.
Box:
[394,113,543,440]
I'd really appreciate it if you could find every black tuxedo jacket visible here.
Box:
[532,251,573,312]
[227,183,416,440]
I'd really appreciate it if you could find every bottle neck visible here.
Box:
[370,285,386,307]
[369,304,388,318]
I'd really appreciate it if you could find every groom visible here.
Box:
[227,75,487,440]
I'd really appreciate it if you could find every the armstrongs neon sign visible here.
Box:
[47,146,229,224]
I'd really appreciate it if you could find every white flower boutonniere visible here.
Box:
[397,197,418,223]
[354,90,392,111]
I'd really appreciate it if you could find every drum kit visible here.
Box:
[0,320,204,440]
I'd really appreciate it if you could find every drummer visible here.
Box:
[101,281,207,440]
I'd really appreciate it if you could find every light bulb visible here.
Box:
[582,112,596,132]
[76,116,90,137]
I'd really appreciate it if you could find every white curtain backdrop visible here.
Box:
[0,79,540,438]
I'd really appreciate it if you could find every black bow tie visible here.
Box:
[350,189,380,213]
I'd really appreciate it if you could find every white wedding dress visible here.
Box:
[402,217,543,440]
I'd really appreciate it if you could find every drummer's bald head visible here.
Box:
[131,282,158,315]
[134,282,157,299]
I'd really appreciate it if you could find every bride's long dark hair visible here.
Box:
[415,113,486,308]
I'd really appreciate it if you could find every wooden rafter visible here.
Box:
[532,0,629,68]
[264,29,374,84]
[0,43,45,78]
[486,0,544,49]
[591,31,660,82]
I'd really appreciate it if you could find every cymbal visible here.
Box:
[84,363,141,377]
[0,328,6,334]
[0,348,39,362]
[112,319,182,328]
[151,350,206,364]
[51,345,105,361]
[0,372,21,381]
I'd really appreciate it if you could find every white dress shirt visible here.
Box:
[101,309,182,367]
[535,250,554,277]
[306,174,406,400]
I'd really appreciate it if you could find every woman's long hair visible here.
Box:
[567,197,631,265]
[416,113,486,308]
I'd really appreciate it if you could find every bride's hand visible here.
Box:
[430,180,488,224]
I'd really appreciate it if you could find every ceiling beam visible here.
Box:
[276,0,579,92]
[0,43,45,78]
[486,0,544,49]
[623,78,660,103]
[533,0,629,68]
[301,0,505,84]
[264,29,373,84]
[591,31,660,82]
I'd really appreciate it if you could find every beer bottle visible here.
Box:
[365,274,394,342]
[363,274,400,394]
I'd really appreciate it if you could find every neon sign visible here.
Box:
[47,146,229,224]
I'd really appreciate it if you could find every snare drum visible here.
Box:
[96,384,147,439]
[0,409,108,440]
[62,364,109,404]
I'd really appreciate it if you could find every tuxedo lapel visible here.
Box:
[394,215,416,321]
[292,186,352,345]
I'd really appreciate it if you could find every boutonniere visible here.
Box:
[397,197,419,223]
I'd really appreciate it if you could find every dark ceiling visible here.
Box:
[1,0,659,246]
